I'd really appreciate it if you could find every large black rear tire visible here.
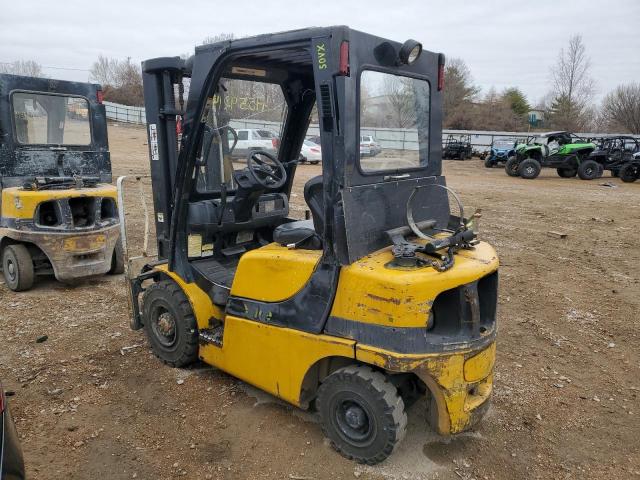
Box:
[578,159,600,180]
[2,244,35,291]
[142,280,199,367]
[619,163,638,183]
[505,156,520,177]
[518,158,541,179]
[316,365,407,465]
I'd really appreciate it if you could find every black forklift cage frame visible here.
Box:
[139,26,447,286]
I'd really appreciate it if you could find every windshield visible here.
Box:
[12,92,91,146]
[359,70,430,172]
[195,77,286,192]
[529,136,546,145]
[494,140,514,149]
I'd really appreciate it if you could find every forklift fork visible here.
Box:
[117,175,160,330]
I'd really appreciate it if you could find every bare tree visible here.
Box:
[442,58,479,128]
[600,83,640,134]
[89,55,117,85]
[202,33,235,45]
[90,56,143,105]
[547,35,595,130]
[0,60,46,77]
[381,75,417,128]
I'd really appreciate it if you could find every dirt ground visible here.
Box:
[1,123,639,480]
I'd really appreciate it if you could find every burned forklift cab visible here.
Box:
[0,74,122,291]
[135,27,498,464]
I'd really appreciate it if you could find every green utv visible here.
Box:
[504,131,598,180]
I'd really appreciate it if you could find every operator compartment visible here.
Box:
[173,46,321,305]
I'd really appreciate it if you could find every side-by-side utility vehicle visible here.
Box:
[505,131,597,180]
[0,74,123,291]
[120,27,499,464]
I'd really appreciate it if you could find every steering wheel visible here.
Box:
[247,150,287,189]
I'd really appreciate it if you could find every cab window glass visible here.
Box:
[12,92,91,145]
[359,70,430,172]
[196,77,286,192]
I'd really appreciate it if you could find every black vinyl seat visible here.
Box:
[304,175,324,234]
[273,219,322,249]
[273,176,324,249]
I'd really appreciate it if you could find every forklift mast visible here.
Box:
[141,58,186,260]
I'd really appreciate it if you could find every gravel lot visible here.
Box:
[1,124,638,480]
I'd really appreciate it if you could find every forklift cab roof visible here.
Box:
[142,26,447,277]
[0,74,111,189]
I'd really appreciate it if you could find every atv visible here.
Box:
[589,135,639,177]
[504,131,597,180]
[484,138,517,168]
[443,134,472,160]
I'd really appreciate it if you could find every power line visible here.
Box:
[0,61,90,72]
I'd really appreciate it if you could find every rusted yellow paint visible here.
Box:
[199,315,355,406]
[62,234,106,253]
[1,184,117,219]
[464,342,496,382]
[356,341,495,435]
[230,243,322,302]
[330,241,499,328]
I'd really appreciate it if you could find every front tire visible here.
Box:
[578,159,600,180]
[142,280,198,367]
[484,157,495,168]
[316,365,407,465]
[619,163,638,183]
[518,158,541,179]
[109,238,125,274]
[505,156,520,177]
[2,244,35,291]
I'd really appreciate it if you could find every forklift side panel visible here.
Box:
[229,243,322,302]
[198,315,355,406]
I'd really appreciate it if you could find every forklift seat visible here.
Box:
[303,175,324,235]
[273,219,322,249]
[272,176,324,249]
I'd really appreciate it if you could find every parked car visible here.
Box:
[1,382,25,480]
[299,139,322,164]
[232,128,280,158]
[360,135,382,156]
[485,138,517,167]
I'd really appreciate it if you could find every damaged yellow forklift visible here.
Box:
[123,27,498,464]
[0,74,123,291]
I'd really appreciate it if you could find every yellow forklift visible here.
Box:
[122,27,499,464]
[0,74,123,291]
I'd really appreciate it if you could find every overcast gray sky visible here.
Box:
[1,0,638,104]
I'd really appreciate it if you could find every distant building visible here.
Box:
[528,109,545,128]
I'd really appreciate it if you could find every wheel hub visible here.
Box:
[6,260,16,280]
[345,405,367,429]
[157,312,176,337]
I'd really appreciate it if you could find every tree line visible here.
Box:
[2,33,638,134]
